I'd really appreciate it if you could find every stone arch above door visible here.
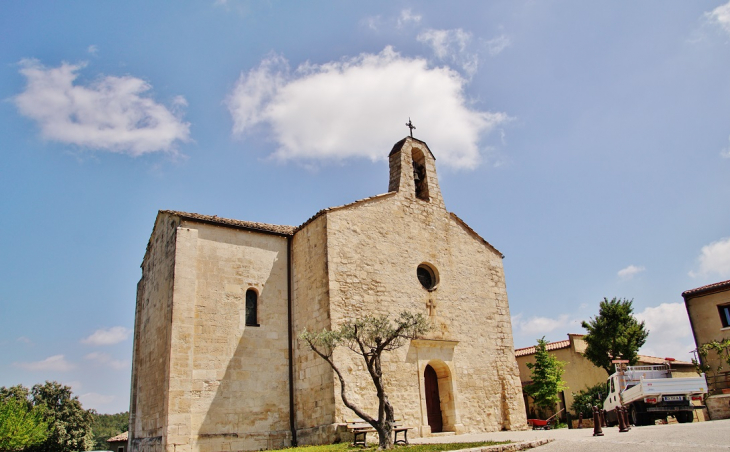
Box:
[407,339,464,436]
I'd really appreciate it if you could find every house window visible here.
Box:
[118,447,124,452]
[719,304,730,328]
[245,289,259,326]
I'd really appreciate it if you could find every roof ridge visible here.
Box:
[682,279,730,298]
[294,192,396,232]
[162,210,296,236]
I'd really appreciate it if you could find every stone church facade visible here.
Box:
[129,137,527,452]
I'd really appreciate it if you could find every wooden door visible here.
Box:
[424,365,443,433]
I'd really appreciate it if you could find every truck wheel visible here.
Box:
[629,405,646,426]
[676,411,693,423]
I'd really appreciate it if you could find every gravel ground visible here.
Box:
[410,419,730,451]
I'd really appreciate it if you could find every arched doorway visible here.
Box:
[424,364,443,433]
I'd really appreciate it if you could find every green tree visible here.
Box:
[90,412,129,451]
[0,398,48,452]
[570,383,605,418]
[581,297,649,375]
[1,383,93,452]
[300,311,431,450]
[524,337,567,415]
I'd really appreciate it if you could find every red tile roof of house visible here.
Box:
[514,336,693,366]
[514,339,570,357]
[107,432,128,442]
[682,279,730,299]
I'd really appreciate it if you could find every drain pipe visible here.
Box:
[287,236,297,446]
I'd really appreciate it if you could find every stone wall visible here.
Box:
[181,221,291,452]
[320,138,527,435]
[130,214,180,452]
[291,215,338,445]
[132,215,293,452]
[706,393,730,420]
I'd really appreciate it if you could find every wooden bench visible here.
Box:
[344,420,413,446]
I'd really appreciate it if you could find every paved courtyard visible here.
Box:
[410,419,730,451]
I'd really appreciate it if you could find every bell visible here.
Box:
[413,171,421,182]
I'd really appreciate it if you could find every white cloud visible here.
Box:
[617,264,646,279]
[689,237,730,278]
[81,326,132,345]
[635,303,695,362]
[84,352,129,370]
[227,47,508,169]
[417,28,479,77]
[79,392,115,409]
[397,9,422,28]
[87,45,98,56]
[512,313,580,337]
[707,1,730,35]
[14,59,190,156]
[721,145,730,158]
[16,336,32,344]
[14,354,75,372]
[484,34,511,56]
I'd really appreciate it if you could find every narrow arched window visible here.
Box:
[245,289,258,326]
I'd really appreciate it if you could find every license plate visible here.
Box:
[663,396,683,401]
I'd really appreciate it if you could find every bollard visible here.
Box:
[592,406,604,436]
[578,412,583,429]
[601,409,607,428]
[618,407,629,433]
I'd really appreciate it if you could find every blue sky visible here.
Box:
[1,1,730,414]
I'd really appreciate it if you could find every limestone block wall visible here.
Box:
[706,393,730,420]
[173,221,292,452]
[130,214,181,452]
[323,186,526,434]
[291,215,338,445]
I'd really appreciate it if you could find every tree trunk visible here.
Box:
[376,420,394,450]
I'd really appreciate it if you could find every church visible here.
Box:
[129,136,527,452]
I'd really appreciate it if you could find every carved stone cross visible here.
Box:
[426,299,436,317]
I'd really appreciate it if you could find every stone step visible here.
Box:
[431,432,456,437]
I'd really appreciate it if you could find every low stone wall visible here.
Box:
[706,393,730,420]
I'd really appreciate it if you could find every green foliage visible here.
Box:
[570,383,605,418]
[0,398,49,451]
[90,412,129,451]
[301,311,431,450]
[581,298,649,375]
[0,382,94,452]
[524,337,567,411]
[693,339,730,394]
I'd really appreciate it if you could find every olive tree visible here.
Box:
[300,311,430,450]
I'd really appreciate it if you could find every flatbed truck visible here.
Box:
[603,363,707,426]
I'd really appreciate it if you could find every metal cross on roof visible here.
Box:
[406,118,416,138]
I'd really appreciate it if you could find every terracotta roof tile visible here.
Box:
[162,210,295,236]
[107,432,128,442]
[514,339,570,357]
[514,337,693,366]
[682,279,730,299]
